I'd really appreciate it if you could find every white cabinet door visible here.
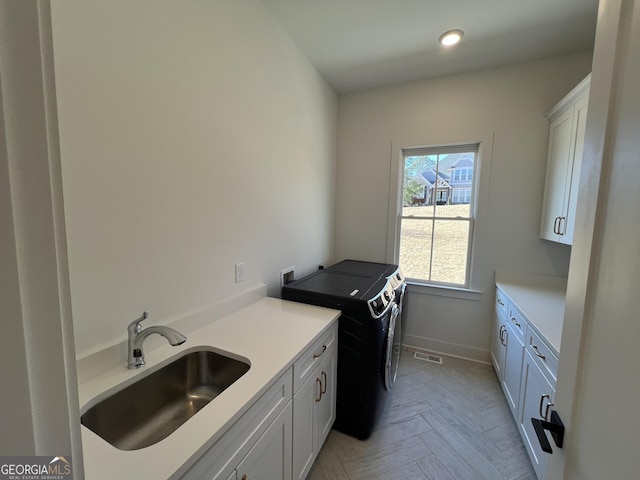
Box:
[490,309,507,381]
[562,94,589,242]
[237,401,293,480]
[540,107,575,242]
[292,345,337,480]
[540,77,590,245]
[292,374,315,480]
[518,351,556,480]
[502,321,525,418]
[180,372,292,480]
[315,345,337,449]
[490,290,509,380]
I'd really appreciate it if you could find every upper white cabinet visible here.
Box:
[540,75,590,245]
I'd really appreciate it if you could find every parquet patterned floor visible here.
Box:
[308,350,536,480]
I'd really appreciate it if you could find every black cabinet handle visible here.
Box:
[313,345,327,358]
[532,344,546,360]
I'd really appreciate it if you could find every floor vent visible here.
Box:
[414,351,443,364]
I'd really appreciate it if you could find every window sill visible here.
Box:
[406,281,482,301]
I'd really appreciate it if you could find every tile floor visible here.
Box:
[308,350,536,480]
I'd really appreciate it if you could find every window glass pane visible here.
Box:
[433,202,471,219]
[403,155,437,215]
[399,218,433,281]
[430,220,470,285]
[433,152,475,218]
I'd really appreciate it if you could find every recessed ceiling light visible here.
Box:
[439,29,464,46]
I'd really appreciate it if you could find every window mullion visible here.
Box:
[428,216,435,281]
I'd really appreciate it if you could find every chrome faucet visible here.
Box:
[127,310,187,369]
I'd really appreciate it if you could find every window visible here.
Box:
[452,168,472,182]
[452,187,472,204]
[398,145,478,287]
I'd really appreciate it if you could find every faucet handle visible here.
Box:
[127,310,149,333]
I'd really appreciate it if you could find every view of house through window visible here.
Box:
[399,145,478,286]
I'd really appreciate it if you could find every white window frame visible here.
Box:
[386,133,494,298]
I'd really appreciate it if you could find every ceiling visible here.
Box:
[260,0,599,93]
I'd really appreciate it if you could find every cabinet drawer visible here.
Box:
[507,305,527,342]
[526,328,559,382]
[293,324,337,393]
[495,288,508,317]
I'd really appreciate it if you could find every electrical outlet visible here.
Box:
[281,266,295,289]
[235,262,245,283]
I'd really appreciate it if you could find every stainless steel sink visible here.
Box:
[81,349,250,451]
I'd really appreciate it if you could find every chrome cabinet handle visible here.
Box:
[497,298,505,306]
[499,325,507,346]
[532,344,546,360]
[558,216,566,235]
[321,371,327,395]
[511,317,521,328]
[313,345,327,358]
[544,401,554,421]
[539,394,551,419]
[315,378,322,402]
[553,216,560,234]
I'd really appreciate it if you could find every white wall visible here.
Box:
[550,0,640,477]
[335,53,593,361]
[50,0,337,358]
[0,0,81,466]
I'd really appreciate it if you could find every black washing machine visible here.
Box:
[326,260,407,389]
[282,269,398,440]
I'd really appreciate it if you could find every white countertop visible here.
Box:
[78,297,340,480]
[495,273,567,357]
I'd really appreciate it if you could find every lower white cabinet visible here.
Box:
[180,370,293,480]
[492,286,560,480]
[502,319,525,417]
[491,290,526,419]
[489,294,507,380]
[180,323,338,480]
[236,401,293,480]
[292,333,337,480]
[518,350,556,480]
